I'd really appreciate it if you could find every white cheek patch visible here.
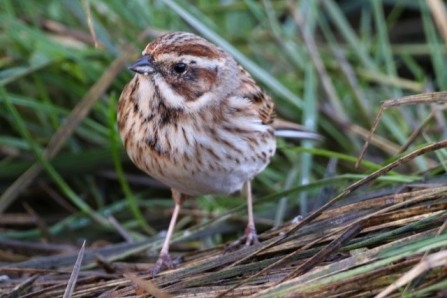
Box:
[144,73,214,113]
[183,92,217,113]
[153,74,186,109]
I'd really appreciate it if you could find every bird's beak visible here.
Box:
[129,55,155,75]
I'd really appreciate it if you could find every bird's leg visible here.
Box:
[152,189,186,276]
[244,180,259,245]
[226,181,259,251]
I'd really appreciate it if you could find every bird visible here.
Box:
[117,31,321,275]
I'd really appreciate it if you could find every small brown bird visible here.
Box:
[117,31,320,275]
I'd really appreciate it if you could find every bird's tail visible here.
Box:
[272,119,322,141]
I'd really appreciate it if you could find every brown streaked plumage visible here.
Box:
[117,31,321,275]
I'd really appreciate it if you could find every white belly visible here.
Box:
[126,125,276,196]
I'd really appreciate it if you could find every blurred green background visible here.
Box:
[0,0,446,246]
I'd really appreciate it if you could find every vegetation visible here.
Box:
[1,0,447,297]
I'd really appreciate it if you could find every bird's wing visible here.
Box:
[237,65,321,140]
[237,64,275,125]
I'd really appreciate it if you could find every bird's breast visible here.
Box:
[120,114,276,196]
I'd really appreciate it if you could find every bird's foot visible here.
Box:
[225,224,259,252]
[151,252,175,277]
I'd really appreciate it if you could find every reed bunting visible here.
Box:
[117,31,321,275]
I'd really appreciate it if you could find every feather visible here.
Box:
[272,118,322,140]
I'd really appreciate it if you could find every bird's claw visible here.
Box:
[151,252,174,277]
[225,224,259,253]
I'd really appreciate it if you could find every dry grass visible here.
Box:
[2,1,447,297]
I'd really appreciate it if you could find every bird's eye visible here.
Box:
[173,62,187,74]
